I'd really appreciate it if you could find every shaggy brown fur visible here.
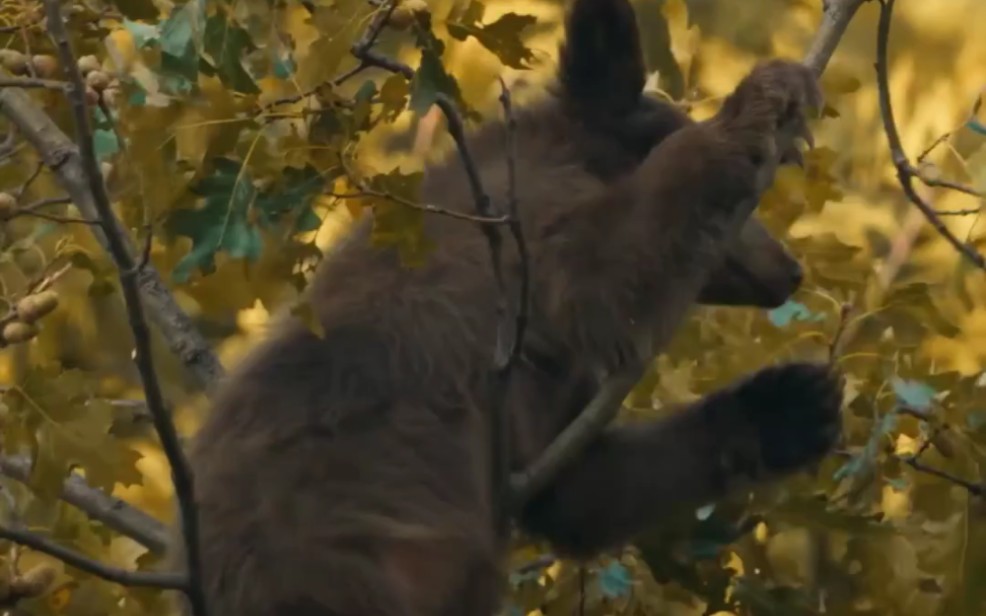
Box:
[178,1,843,614]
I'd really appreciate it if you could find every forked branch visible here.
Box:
[874,0,986,270]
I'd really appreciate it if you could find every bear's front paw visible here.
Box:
[731,362,843,475]
[718,59,823,177]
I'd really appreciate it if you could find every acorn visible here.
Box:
[77,54,100,75]
[31,54,59,78]
[2,321,39,344]
[85,69,111,91]
[387,0,429,30]
[0,49,28,75]
[0,192,16,218]
[16,290,59,323]
[102,86,121,107]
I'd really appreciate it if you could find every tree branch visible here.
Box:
[0,455,169,554]
[507,0,871,509]
[874,0,986,270]
[0,89,224,392]
[0,76,66,90]
[41,2,206,614]
[0,525,185,590]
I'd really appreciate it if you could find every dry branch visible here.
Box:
[0,455,169,553]
[507,0,872,509]
[41,1,205,612]
[874,0,986,270]
[0,525,184,590]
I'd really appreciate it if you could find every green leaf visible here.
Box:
[157,0,205,94]
[597,562,632,599]
[446,1,537,70]
[833,409,898,482]
[168,161,327,282]
[255,165,326,232]
[379,74,410,121]
[203,13,261,95]
[410,48,458,115]
[767,300,823,328]
[167,158,262,282]
[273,53,296,79]
[367,169,435,266]
[123,18,160,47]
[892,377,937,411]
[695,503,716,520]
[409,15,467,115]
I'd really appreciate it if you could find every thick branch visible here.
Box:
[42,2,206,614]
[804,0,870,75]
[0,455,169,554]
[507,0,870,509]
[0,525,185,590]
[0,88,224,391]
[509,368,646,505]
[874,0,986,270]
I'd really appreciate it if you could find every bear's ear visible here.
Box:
[558,0,646,116]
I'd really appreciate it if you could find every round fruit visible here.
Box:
[16,290,59,323]
[2,321,38,344]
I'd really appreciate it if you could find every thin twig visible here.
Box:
[900,455,985,497]
[936,207,981,216]
[0,525,185,590]
[874,0,986,270]
[0,77,66,90]
[261,1,398,111]
[497,78,529,369]
[328,190,507,224]
[15,160,45,197]
[917,132,952,163]
[918,175,984,199]
[8,209,97,224]
[492,79,530,528]
[5,196,97,224]
[42,2,206,613]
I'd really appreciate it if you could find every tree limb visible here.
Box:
[0,525,185,590]
[0,88,224,392]
[874,0,986,270]
[41,2,206,613]
[507,0,871,509]
[0,455,169,554]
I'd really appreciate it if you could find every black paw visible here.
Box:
[731,362,843,475]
